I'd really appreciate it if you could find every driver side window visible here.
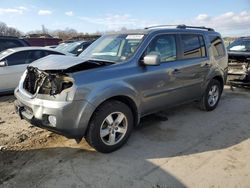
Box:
[145,34,177,63]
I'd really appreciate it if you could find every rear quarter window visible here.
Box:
[209,36,225,58]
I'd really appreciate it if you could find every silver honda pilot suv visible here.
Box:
[14,25,228,153]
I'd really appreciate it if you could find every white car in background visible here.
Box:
[0,47,67,94]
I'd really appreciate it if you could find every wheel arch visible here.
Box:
[204,67,225,92]
[92,95,139,127]
[212,75,224,91]
[81,94,140,137]
[108,95,139,126]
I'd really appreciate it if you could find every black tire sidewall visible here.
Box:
[204,79,222,111]
[87,100,134,153]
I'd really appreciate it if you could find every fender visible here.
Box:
[76,81,141,136]
[203,65,225,92]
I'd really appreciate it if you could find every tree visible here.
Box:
[0,22,22,37]
[50,28,78,40]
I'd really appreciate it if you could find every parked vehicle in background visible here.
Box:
[23,34,62,47]
[227,37,250,88]
[0,36,29,52]
[55,40,94,56]
[0,47,66,93]
[54,40,74,51]
[46,45,58,49]
[14,25,228,153]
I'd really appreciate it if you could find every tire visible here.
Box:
[86,100,134,153]
[200,79,223,111]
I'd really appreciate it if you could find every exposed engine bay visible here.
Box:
[227,53,250,88]
[22,59,111,96]
[23,66,73,95]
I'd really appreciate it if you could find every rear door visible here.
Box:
[0,51,30,91]
[175,33,210,101]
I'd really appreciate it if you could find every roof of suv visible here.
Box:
[107,25,219,35]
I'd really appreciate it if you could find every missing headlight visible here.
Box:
[23,67,74,96]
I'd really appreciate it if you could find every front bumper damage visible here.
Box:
[227,56,250,88]
[14,56,113,140]
[14,68,95,139]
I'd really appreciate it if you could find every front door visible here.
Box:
[136,34,183,115]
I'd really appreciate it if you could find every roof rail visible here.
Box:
[176,24,215,31]
[144,25,179,29]
[145,24,215,31]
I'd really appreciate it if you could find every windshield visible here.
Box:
[79,34,144,62]
[227,39,250,52]
[55,42,74,51]
[63,42,81,53]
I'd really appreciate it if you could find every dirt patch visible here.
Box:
[0,86,250,188]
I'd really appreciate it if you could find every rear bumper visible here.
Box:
[14,88,95,139]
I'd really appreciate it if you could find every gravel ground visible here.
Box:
[0,86,250,188]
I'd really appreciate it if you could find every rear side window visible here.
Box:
[209,36,225,58]
[181,34,206,59]
[26,50,46,63]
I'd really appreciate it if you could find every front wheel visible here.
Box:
[200,79,223,111]
[86,100,134,153]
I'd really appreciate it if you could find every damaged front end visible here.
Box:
[24,66,73,96]
[18,56,113,100]
[19,66,75,101]
[227,54,250,88]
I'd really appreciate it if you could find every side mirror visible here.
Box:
[0,60,7,67]
[143,54,160,66]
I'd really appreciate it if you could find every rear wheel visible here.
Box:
[86,100,133,153]
[200,79,223,111]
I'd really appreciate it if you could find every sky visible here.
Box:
[0,0,250,36]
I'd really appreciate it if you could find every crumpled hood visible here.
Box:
[30,55,88,71]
